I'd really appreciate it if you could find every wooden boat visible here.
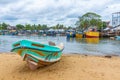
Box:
[85,32,99,38]
[11,40,64,70]
[76,31,83,38]
[66,30,76,38]
[115,36,120,40]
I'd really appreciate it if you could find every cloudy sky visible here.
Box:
[0,0,120,27]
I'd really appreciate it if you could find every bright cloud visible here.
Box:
[0,0,120,27]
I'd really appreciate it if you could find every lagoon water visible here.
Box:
[0,35,120,56]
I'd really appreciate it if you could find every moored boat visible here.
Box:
[85,32,99,38]
[11,40,64,70]
[66,30,76,38]
[75,31,83,38]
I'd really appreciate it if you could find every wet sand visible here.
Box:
[0,53,120,80]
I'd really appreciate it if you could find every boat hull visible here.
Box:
[115,36,120,40]
[85,32,99,38]
[11,40,63,70]
[76,33,83,38]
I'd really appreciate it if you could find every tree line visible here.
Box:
[0,12,107,31]
[0,23,73,30]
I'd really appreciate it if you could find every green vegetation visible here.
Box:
[0,23,9,30]
[0,23,71,30]
[0,12,108,31]
[75,12,107,31]
[16,24,24,30]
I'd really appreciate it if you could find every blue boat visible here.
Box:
[66,30,76,38]
[11,40,64,70]
[115,36,120,40]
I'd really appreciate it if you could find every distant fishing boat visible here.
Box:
[76,31,83,38]
[85,31,99,38]
[11,40,64,70]
[66,30,76,38]
[85,28,99,38]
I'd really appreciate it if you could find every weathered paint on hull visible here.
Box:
[14,49,62,62]
[86,35,99,38]
[13,48,62,70]
[11,40,63,70]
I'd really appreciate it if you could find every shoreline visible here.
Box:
[1,52,120,58]
[0,53,120,80]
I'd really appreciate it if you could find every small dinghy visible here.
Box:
[11,40,64,70]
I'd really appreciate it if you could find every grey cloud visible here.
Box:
[0,0,119,26]
[0,0,20,4]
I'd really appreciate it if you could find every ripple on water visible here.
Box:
[0,35,120,55]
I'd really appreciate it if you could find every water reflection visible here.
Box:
[85,38,99,44]
[75,38,85,43]
[75,38,99,44]
[0,35,120,56]
[66,37,75,42]
[67,38,99,44]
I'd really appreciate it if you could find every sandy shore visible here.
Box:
[0,53,120,80]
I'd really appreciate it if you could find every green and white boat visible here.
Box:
[11,40,64,70]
